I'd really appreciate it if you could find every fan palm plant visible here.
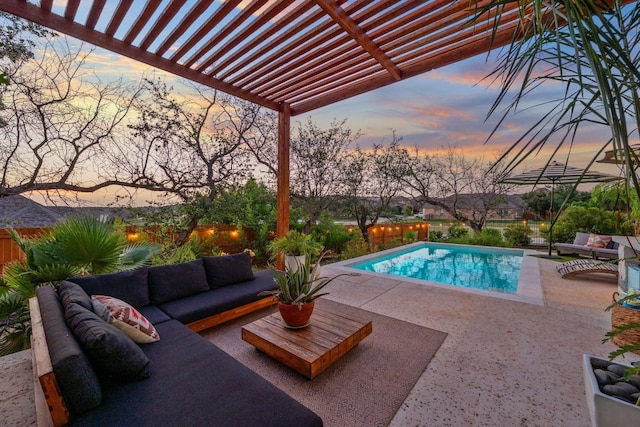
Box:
[0,216,160,355]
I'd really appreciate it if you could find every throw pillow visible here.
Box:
[586,233,612,249]
[64,302,151,382]
[92,295,159,344]
[203,252,255,288]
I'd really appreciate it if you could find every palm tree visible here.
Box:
[481,0,639,364]
[482,0,639,200]
[0,216,160,355]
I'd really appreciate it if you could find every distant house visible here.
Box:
[421,194,524,221]
[0,195,153,229]
[0,195,63,228]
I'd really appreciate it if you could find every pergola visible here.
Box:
[1,0,526,238]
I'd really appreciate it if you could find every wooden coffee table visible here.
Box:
[241,302,372,379]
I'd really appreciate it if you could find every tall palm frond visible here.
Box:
[52,216,127,275]
[481,0,640,199]
[119,242,162,271]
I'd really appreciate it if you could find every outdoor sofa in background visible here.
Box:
[555,232,620,260]
[30,253,323,427]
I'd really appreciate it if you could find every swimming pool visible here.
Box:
[351,243,522,293]
[332,242,543,305]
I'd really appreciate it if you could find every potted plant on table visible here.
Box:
[267,230,323,271]
[259,254,355,328]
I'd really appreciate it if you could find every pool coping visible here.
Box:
[330,241,544,306]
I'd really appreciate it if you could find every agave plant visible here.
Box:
[259,254,356,306]
[0,216,161,355]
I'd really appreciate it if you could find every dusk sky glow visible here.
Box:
[10,1,628,205]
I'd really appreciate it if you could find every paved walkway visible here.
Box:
[0,255,633,426]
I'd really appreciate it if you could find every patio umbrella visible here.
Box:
[502,161,619,256]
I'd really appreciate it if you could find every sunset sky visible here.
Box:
[10,1,625,205]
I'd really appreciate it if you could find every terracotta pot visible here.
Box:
[278,300,315,328]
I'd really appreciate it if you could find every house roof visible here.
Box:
[0,195,62,228]
[1,0,526,116]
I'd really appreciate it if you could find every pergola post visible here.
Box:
[276,103,291,241]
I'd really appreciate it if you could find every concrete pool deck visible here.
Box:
[1,254,635,426]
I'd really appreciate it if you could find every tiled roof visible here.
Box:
[0,195,62,228]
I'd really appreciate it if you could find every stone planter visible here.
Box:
[583,354,640,427]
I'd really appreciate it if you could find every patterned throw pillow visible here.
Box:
[585,233,612,249]
[92,295,159,344]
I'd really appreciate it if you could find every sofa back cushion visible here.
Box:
[203,252,255,289]
[36,286,102,416]
[70,267,150,307]
[58,280,93,311]
[64,301,151,382]
[148,259,209,304]
[573,232,591,246]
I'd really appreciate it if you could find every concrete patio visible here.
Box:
[0,255,632,426]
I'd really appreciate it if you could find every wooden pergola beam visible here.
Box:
[0,1,279,111]
[277,103,291,242]
[314,0,402,80]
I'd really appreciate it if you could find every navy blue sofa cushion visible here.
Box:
[71,320,323,427]
[64,301,151,382]
[148,259,209,304]
[36,286,102,416]
[70,267,150,307]
[203,252,255,288]
[136,305,171,325]
[58,281,93,312]
[158,269,276,324]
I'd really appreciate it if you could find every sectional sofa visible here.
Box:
[554,232,620,260]
[30,252,323,426]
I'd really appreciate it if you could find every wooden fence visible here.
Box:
[364,222,430,248]
[0,222,430,273]
[0,228,49,273]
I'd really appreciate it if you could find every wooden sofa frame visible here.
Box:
[29,296,274,427]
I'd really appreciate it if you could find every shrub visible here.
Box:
[503,224,532,247]
[310,216,352,255]
[446,228,505,247]
[448,225,469,239]
[551,206,633,243]
[429,231,443,241]
[340,233,369,260]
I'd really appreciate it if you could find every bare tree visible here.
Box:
[289,118,360,232]
[342,137,408,246]
[403,147,514,232]
[127,78,269,244]
[0,39,145,197]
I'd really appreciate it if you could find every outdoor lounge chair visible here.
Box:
[556,258,619,279]
[555,232,620,260]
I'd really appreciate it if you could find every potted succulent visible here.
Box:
[267,230,323,271]
[583,293,640,427]
[259,254,355,328]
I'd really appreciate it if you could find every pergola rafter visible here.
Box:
[0,0,535,241]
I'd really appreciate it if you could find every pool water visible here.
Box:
[351,243,523,294]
